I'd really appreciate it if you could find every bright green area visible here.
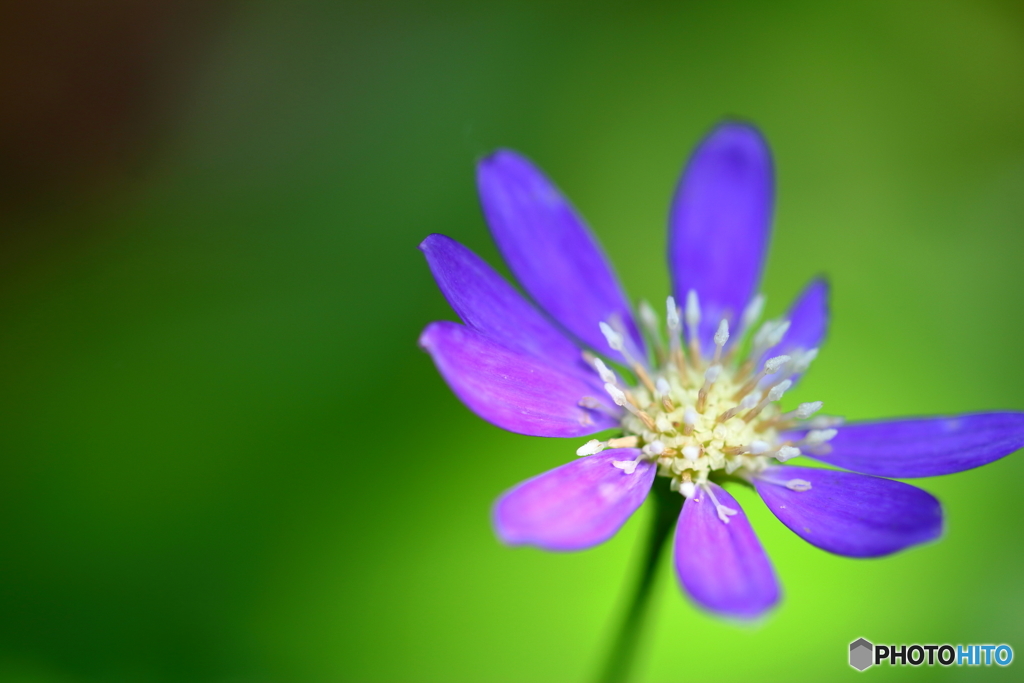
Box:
[1,1,1023,681]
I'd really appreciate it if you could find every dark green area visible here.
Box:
[1,1,1023,680]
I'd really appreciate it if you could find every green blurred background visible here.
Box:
[1,1,1023,681]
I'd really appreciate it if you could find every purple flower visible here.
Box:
[418,121,1024,620]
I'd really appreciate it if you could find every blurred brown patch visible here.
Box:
[0,1,230,212]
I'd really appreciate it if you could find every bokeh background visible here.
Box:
[1,1,1023,681]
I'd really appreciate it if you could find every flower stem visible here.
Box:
[597,477,682,683]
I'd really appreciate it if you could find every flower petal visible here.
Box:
[754,466,943,558]
[420,233,591,378]
[760,277,828,386]
[788,412,1024,478]
[493,450,655,551]
[419,322,619,437]
[477,150,644,361]
[669,122,774,352]
[674,483,780,620]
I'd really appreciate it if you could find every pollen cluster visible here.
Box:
[577,291,837,500]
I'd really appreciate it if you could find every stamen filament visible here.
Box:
[696,364,722,413]
[685,289,702,363]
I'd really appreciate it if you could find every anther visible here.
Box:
[607,436,639,449]
[682,406,698,436]
[656,377,675,411]
[664,296,687,381]
[803,428,838,446]
[768,379,792,402]
[703,483,738,524]
[806,415,844,429]
[743,379,791,422]
[578,396,620,417]
[750,440,770,454]
[576,439,606,456]
[794,401,823,419]
[733,355,791,400]
[743,320,792,376]
[717,390,761,424]
[592,357,617,385]
[682,445,700,461]
[612,458,641,475]
[724,438,770,455]
[711,319,730,364]
[775,445,801,462]
[685,289,702,361]
[599,322,624,352]
[643,440,665,456]
[791,348,819,374]
[605,383,658,431]
[638,300,661,349]
[757,472,813,491]
[601,320,654,393]
[757,397,823,432]
[679,481,696,498]
[740,293,766,334]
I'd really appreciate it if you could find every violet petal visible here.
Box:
[420,233,591,378]
[755,466,943,558]
[419,321,619,437]
[493,450,655,551]
[669,122,774,352]
[674,483,780,620]
[477,150,644,362]
[787,412,1024,478]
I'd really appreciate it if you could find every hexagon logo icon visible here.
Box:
[849,638,874,671]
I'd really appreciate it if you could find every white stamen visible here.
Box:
[612,459,640,475]
[643,440,665,456]
[656,377,671,397]
[714,319,730,347]
[740,293,766,331]
[593,358,617,384]
[795,401,823,419]
[638,301,659,334]
[679,481,696,498]
[703,484,738,523]
[576,439,606,456]
[685,290,701,329]
[764,354,791,373]
[792,348,819,373]
[806,415,844,429]
[749,440,770,455]
[599,322,624,351]
[604,383,628,407]
[804,428,838,446]
[579,396,618,416]
[767,379,793,402]
[683,407,698,427]
[784,478,812,491]
[739,391,762,410]
[751,319,777,349]
[666,296,681,332]
[766,320,791,347]
[682,445,700,461]
[704,364,722,383]
[775,445,801,462]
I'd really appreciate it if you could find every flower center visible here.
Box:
[575,290,838,499]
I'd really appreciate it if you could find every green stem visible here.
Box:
[597,478,682,683]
